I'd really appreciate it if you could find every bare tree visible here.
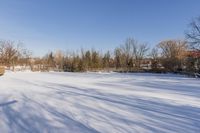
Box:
[158,40,187,71]
[0,40,20,70]
[114,48,123,70]
[0,42,6,65]
[54,50,64,71]
[91,50,100,70]
[133,43,149,69]
[150,48,159,70]
[102,51,111,70]
[84,50,92,70]
[186,16,200,51]
[118,38,149,71]
[120,38,134,70]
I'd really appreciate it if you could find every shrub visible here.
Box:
[0,66,5,76]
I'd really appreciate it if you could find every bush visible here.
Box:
[0,66,5,76]
[149,68,167,73]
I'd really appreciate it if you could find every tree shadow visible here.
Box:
[0,100,17,107]
[2,73,200,132]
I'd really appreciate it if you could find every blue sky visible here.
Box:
[0,0,199,56]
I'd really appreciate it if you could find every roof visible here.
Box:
[187,51,200,58]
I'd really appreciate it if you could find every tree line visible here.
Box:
[0,16,200,74]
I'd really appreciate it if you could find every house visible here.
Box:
[140,59,152,70]
[186,50,200,71]
[187,50,200,58]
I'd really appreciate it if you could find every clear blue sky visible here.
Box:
[0,0,199,56]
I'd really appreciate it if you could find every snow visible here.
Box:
[0,72,200,133]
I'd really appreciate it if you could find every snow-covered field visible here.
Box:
[0,72,199,133]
